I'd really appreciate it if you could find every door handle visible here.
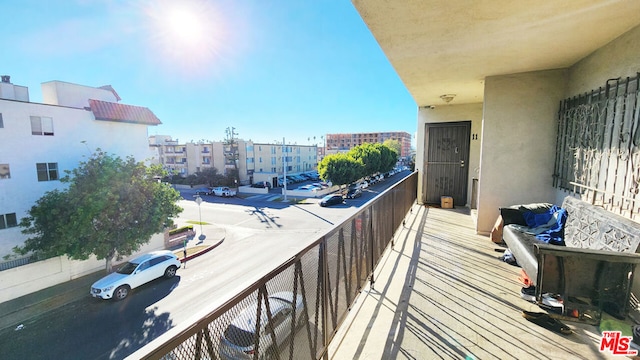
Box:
[460,160,465,168]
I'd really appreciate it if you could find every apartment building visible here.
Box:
[150,137,318,186]
[325,131,412,158]
[0,76,161,257]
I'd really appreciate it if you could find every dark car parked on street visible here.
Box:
[251,181,271,189]
[320,194,344,207]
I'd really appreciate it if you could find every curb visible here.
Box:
[180,237,225,263]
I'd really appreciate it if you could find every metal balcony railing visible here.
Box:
[131,172,417,360]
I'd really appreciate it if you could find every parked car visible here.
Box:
[212,186,237,197]
[251,181,271,189]
[307,172,320,181]
[320,194,344,207]
[296,184,320,191]
[219,291,304,359]
[312,182,328,189]
[346,188,362,199]
[90,250,180,301]
[360,181,369,189]
[278,177,294,187]
[194,187,211,195]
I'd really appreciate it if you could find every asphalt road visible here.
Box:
[0,171,411,360]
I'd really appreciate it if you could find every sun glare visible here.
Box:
[144,0,238,75]
[166,6,205,46]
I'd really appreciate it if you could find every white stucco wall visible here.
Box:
[0,99,154,256]
[476,69,567,235]
[416,103,483,207]
[41,81,118,108]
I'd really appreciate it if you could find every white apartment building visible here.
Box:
[0,76,161,258]
[150,137,318,186]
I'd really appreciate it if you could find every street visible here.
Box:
[0,171,411,359]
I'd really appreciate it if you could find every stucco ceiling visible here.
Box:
[352,0,640,107]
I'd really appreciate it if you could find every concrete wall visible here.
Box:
[553,24,640,205]
[476,69,567,235]
[416,103,483,207]
[567,25,640,97]
[0,233,164,303]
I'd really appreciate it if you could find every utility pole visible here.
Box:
[225,127,240,188]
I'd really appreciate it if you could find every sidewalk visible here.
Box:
[0,229,224,332]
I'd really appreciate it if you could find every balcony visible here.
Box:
[131,173,614,359]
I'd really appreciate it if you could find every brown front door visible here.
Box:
[424,121,471,206]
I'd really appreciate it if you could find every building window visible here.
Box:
[31,116,54,136]
[0,213,18,229]
[202,147,210,153]
[36,162,59,181]
[259,157,262,163]
[0,113,3,128]
[36,163,60,181]
[203,157,210,164]
[0,164,9,179]
[272,167,276,172]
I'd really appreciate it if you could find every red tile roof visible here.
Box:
[89,99,161,126]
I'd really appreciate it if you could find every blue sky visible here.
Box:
[2,0,417,146]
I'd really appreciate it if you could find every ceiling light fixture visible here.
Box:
[440,94,456,103]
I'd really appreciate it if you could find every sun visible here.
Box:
[165,5,206,46]
[143,0,234,73]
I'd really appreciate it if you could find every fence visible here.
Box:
[132,172,418,360]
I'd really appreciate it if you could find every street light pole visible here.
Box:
[195,195,205,241]
[282,137,287,201]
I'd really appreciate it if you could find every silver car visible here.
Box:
[219,292,304,359]
[90,250,181,301]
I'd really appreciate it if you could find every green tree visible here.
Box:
[318,153,363,186]
[375,143,399,173]
[198,167,224,186]
[348,143,381,178]
[16,150,183,273]
[382,139,402,157]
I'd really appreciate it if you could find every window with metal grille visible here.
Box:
[554,74,640,217]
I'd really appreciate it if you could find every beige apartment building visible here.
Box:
[325,131,411,158]
[149,137,318,186]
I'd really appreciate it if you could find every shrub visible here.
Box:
[169,225,194,236]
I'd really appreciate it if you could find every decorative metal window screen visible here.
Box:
[554,73,640,219]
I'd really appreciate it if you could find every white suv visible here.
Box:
[90,250,181,301]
